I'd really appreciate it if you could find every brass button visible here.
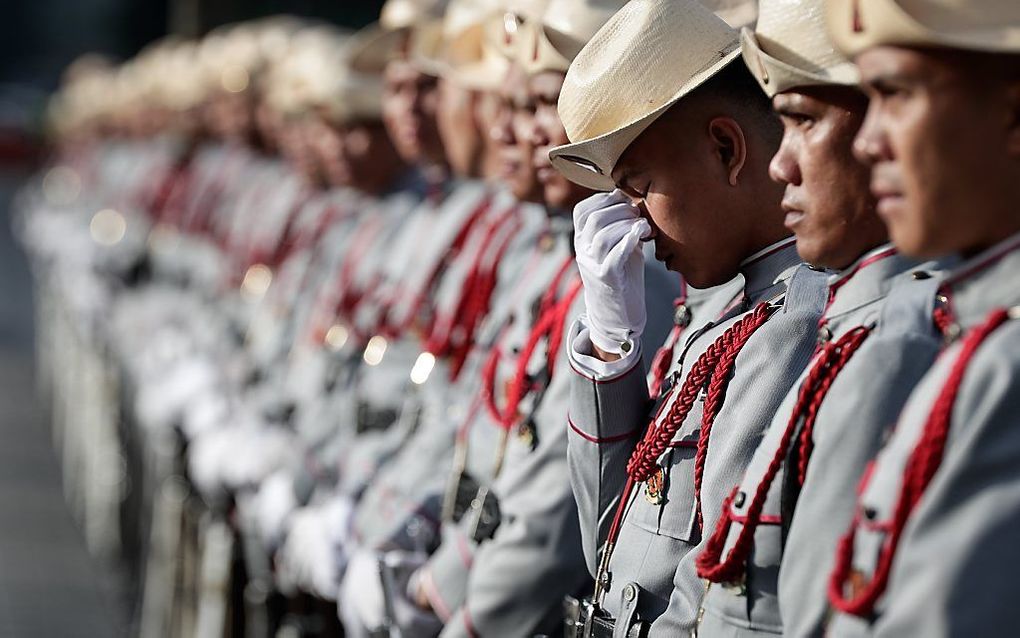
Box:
[734,491,746,508]
[817,326,833,344]
[674,304,692,328]
[623,583,637,602]
[944,323,962,344]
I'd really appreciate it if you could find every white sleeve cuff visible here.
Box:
[568,315,642,380]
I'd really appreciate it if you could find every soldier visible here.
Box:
[342,1,679,636]
[818,1,1020,635]
[549,0,834,634]
[689,0,955,635]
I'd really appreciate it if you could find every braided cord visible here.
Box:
[697,326,871,584]
[693,303,777,533]
[828,307,1011,617]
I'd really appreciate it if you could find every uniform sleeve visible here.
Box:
[439,327,590,638]
[567,315,651,576]
[872,325,1020,637]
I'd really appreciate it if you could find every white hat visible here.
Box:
[418,0,510,89]
[825,0,1020,57]
[741,0,857,97]
[367,0,451,74]
[518,0,628,75]
[703,0,759,29]
[549,0,741,191]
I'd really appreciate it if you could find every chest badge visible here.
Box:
[645,467,666,505]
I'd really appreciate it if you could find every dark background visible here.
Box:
[0,0,387,140]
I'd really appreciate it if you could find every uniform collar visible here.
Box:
[740,236,802,304]
[943,230,1020,328]
[823,244,917,322]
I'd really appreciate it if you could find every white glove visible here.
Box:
[573,189,650,354]
[254,470,299,549]
[340,550,439,637]
[277,505,341,599]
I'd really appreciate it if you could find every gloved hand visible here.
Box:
[340,549,440,637]
[573,189,651,354]
[276,504,342,599]
[254,470,298,550]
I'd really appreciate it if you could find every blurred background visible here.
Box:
[0,3,382,637]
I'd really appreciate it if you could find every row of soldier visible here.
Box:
[16,0,1020,636]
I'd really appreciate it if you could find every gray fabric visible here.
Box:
[566,277,741,578]
[658,264,828,637]
[425,252,679,638]
[826,239,1020,637]
[694,252,942,636]
[430,288,588,638]
[567,240,826,633]
[779,266,945,638]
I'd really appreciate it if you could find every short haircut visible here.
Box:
[687,58,783,143]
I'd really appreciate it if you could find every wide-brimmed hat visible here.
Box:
[349,0,451,73]
[420,0,511,90]
[825,0,1020,57]
[705,0,759,29]
[516,0,628,75]
[549,0,742,191]
[742,0,857,97]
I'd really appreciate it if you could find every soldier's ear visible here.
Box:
[707,116,747,186]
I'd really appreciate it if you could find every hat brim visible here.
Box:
[349,25,403,74]
[549,46,741,192]
[445,54,510,91]
[740,28,858,98]
[826,0,1020,58]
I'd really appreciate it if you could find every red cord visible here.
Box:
[828,307,1011,617]
[488,278,582,431]
[648,276,689,400]
[697,326,871,584]
[599,303,777,579]
[425,206,520,379]
[481,256,580,431]
[378,196,492,339]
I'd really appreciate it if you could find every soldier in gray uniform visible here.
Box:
[818,1,1020,635]
[689,1,955,635]
[548,0,834,635]
[341,2,677,636]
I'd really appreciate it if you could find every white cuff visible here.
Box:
[568,316,642,379]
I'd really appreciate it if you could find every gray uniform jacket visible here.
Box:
[827,233,1020,637]
[695,247,948,636]
[418,232,680,638]
[335,182,490,499]
[420,231,585,637]
[567,238,829,635]
[347,201,549,552]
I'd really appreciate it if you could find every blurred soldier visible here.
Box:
[549,0,833,634]
[818,1,1020,635]
[336,0,550,572]
[340,1,677,636]
[689,0,954,635]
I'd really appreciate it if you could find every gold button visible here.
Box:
[674,305,692,328]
